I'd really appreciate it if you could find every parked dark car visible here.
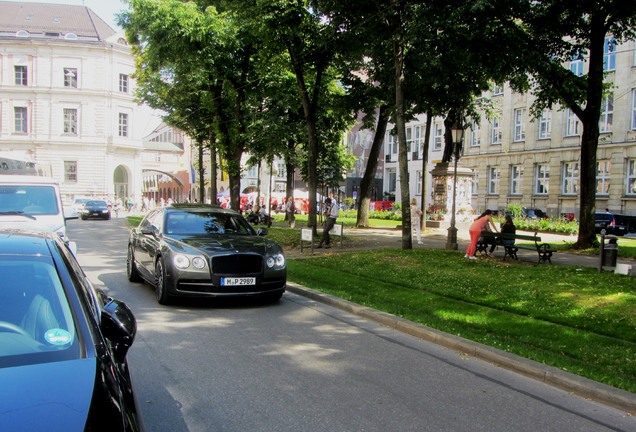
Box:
[522,208,548,219]
[595,211,629,236]
[81,199,111,220]
[0,229,141,431]
[127,204,286,305]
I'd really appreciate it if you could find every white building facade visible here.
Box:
[0,2,147,203]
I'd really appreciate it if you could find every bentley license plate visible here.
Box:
[221,277,255,286]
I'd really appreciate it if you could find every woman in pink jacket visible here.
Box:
[465,209,498,259]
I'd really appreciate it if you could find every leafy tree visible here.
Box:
[120,0,263,210]
[519,1,636,248]
[246,0,357,232]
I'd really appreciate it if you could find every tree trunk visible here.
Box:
[209,129,217,202]
[288,46,322,235]
[356,105,389,228]
[285,144,295,225]
[394,39,411,250]
[420,111,433,228]
[197,136,205,203]
[575,14,605,249]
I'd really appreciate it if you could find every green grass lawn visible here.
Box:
[286,249,636,394]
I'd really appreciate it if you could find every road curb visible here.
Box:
[286,282,636,414]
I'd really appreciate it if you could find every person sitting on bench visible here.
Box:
[501,214,516,246]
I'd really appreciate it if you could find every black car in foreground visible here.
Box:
[0,228,141,431]
[81,199,111,220]
[127,204,286,305]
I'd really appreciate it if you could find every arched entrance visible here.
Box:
[113,165,129,199]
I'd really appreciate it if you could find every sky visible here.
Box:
[12,0,128,30]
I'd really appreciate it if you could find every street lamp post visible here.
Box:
[445,122,464,250]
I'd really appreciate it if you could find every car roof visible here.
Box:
[0,175,59,185]
[0,228,54,256]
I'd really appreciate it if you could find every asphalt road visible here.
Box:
[68,218,635,432]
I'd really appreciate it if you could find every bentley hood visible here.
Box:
[168,235,279,255]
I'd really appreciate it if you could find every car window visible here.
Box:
[165,211,254,235]
[0,185,59,215]
[0,256,79,367]
[86,200,107,207]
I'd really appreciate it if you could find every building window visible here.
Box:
[513,109,525,142]
[632,90,636,130]
[510,165,523,195]
[491,117,502,144]
[64,68,77,88]
[488,167,500,195]
[388,169,397,193]
[599,95,613,133]
[596,160,611,195]
[386,133,397,161]
[119,74,129,93]
[603,37,616,72]
[64,108,78,134]
[535,164,549,195]
[627,160,636,195]
[64,161,77,182]
[416,170,422,195]
[492,83,504,95]
[471,172,479,195]
[118,113,129,137]
[246,165,258,178]
[566,109,580,136]
[14,107,27,133]
[276,161,286,178]
[404,126,424,159]
[470,121,480,147]
[14,65,27,86]
[538,110,551,139]
[570,59,584,76]
[562,162,579,195]
[433,124,443,151]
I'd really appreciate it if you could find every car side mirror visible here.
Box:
[140,225,158,236]
[257,228,268,236]
[100,299,137,363]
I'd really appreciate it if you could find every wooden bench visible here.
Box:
[478,231,556,264]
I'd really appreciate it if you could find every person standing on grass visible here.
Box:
[285,196,295,228]
[410,198,423,245]
[465,209,498,259]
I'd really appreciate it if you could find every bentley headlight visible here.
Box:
[266,253,285,268]
[173,254,190,269]
[192,256,206,269]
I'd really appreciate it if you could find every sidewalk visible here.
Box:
[289,220,635,270]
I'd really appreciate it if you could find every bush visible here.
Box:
[496,216,579,235]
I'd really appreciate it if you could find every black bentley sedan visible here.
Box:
[0,229,141,431]
[127,204,286,305]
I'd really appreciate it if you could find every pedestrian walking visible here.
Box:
[317,195,339,249]
[410,198,423,245]
[285,196,295,228]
